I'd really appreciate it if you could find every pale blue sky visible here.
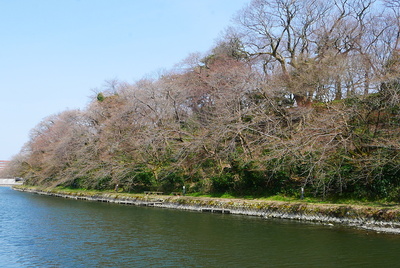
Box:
[0,0,249,160]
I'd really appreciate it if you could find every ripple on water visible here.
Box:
[1,187,400,267]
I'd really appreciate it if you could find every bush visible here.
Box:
[211,173,234,194]
[95,176,112,190]
[159,171,185,193]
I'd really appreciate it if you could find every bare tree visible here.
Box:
[234,0,387,104]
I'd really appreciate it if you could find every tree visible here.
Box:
[234,0,386,105]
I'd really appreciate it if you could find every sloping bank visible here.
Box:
[13,186,400,234]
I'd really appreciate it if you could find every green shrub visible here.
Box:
[211,173,234,194]
[95,176,112,190]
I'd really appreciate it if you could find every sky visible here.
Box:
[0,0,250,160]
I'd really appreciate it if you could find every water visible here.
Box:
[1,187,400,267]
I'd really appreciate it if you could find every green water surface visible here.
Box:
[0,187,399,267]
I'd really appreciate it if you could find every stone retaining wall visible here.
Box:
[13,187,400,234]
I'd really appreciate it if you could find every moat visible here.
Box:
[1,187,400,267]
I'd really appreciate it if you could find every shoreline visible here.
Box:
[13,186,400,234]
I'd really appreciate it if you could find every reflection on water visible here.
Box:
[0,187,399,267]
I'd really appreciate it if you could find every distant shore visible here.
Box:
[0,178,23,186]
[13,186,400,234]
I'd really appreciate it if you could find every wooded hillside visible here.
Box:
[3,0,400,200]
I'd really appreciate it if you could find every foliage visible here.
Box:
[3,0,400,202]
